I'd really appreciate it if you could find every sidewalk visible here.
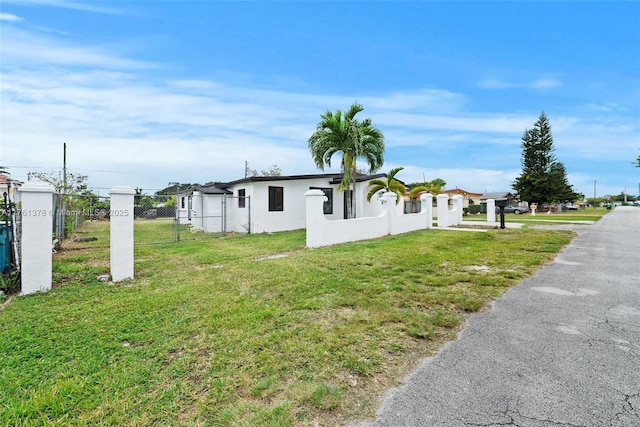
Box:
[355,207,640,426]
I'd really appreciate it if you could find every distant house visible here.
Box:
[177,173,388,234]
[442,188,483,208]
[479,192,526,213]
[0,176,22,200]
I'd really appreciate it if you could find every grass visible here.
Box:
[1,220,577,426]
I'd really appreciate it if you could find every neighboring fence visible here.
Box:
[176,194,251,240]
[52,193,112,242]
[133,206,175,219]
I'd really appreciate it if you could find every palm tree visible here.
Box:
[405,175,446,213]
[367,167,406,205]
[308,102,385,218]
[425,178,447,194]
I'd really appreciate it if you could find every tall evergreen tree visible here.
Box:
[513,112,577,205]
[548,162,580,203]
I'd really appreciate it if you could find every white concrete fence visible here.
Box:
[305,190,465,248]
[18,183,135,296]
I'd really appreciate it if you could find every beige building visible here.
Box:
[442,188,483,208]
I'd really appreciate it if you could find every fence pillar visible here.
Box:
[486,199,496,223]
[436,194,449,228]
[18,181,54,295]
[452,195,463,226]
[381,192,397,234]
[305,189,327,248]
[109,186,135,282]
[421,193,433,228]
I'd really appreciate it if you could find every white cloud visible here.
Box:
[1,27,157,70]
[477,78,515,89]
[0,13,23,21]
[1,23,637,198]
[2,0,126,15]
[529,76,562,89]
[586,102,622,112]
[380,112,534,134]
[477,75,562,90]
[3,64,636,193]
[360,89,467,113]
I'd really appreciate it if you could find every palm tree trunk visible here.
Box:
[352,167,357,219]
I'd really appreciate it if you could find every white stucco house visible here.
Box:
[177,173,389,234]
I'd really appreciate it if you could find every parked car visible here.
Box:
[496,204,530,214]
[563,203,578,210]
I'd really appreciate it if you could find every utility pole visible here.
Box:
[63,142,67,195]
[593,180,596,209]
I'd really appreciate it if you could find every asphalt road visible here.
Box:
[356,206,640,427]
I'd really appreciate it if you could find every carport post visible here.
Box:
[109,186,135,282]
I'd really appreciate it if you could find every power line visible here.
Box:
[6,165,132,174]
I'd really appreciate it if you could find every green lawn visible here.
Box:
[1,221,577,426]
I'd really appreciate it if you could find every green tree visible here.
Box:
[27,170,88,195]
[0,164,8,175]
[367,167,406,204]
[308,102,385,218]
[407,175,447,196]
[635,150,640,168]
[512,112,577,205]
[27,170,97,237]
[155,182,200,204]
[548,162,581,203]
[163,195,177,208]
[246,163,282,177]
[425,178,447,195]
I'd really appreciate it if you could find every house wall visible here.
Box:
[238,178,352,233]
[190,177,386,234]
[181,176,389,234]
[176,194,192,223]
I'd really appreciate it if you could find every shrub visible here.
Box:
[468,204,482,214]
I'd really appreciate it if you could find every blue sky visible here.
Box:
[1,0,639,199]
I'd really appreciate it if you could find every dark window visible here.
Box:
[268,186,283,211]
[310,187,333,214]
[181,196,185,209]
[238,189,246,208]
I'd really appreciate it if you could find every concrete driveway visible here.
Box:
[356,206,640,427]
